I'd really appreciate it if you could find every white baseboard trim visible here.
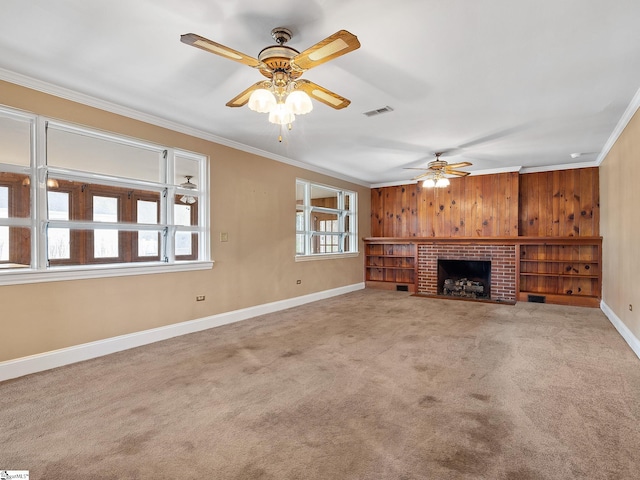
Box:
[601,300,640,360]
[0,283,365,382]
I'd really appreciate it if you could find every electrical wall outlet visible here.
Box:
[196,295,205,301]
[220,232,229,242]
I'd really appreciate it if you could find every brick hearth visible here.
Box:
[417,243,517,303]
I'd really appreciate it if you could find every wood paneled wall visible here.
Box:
[371,168,599,238]
[371,172,519,237]
[371,183,418,237]
[518,167,599,237]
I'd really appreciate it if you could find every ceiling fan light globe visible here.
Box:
[180,195,197,204]
[180,180,197,190]
[285,91,313,115]
[248,89,276,113]
[269,104,296,125]
[435,177,450,188]
[423,178,436,188]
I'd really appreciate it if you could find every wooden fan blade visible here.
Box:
[445,161,472,169]
[444,169,471,177]
[225,82,266,107]
[295,79,350,109]
[403,167,431,171]
[412,172,432,180]
[181,33,263,68]
[291,30,360,71]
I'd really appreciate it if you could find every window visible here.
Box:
[47,190,70,260]
[0,106,210,284]
[318,220,340,253]
[45,181,164,265]
[137,199,159,258]
[0,186,8,261]
[174,201,197,259]
[296,179,357,257]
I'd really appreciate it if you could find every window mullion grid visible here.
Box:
[338,210,346,253]
[196,155,209,261]
[337,190,346,254]
[304,182,312,255]
[0,163,30,175]
[162,149,174,263]
[0,218,34,228]
[310,207,339,216]
[161,226,170,263]
[162,187,174,263]
[47,220,165,232]
[46,167,167,193]
[35,117,48,269]
[350,193,358,252]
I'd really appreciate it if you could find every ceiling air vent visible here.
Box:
[363,106,394,117]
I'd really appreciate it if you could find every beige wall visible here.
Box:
[0,81,370,362]
[600,107,640,340]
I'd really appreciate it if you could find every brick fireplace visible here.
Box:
[417,243,517,303]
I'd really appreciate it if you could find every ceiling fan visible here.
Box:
[180,27,360,138]
[405,152,472,187]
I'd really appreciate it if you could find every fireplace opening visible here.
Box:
[437,259,491,299]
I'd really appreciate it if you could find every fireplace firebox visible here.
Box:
[437,259,491,299]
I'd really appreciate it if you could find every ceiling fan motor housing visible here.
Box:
[257,27,304,80]
[258,46,302,74]
[428,160,448,170]
[271,27,292,45]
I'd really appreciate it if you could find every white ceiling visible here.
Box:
[1,0,640,186]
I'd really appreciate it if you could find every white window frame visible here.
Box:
[0,105,212,286]
[295,179,358,261]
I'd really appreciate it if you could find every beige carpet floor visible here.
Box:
[2,289,640,479]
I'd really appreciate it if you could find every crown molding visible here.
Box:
[469,166,523,176]
[519,161,599,174]
[596,85,640,166]
[369,180,417,188]
[370,160,603,188]
[0,68,370,188]
[370,166,523,189]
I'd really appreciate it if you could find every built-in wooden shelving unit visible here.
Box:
[363,236,602,307]
[518,237,602,307]
[364,239,416,292]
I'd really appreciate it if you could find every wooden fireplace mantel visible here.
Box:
[363,236,602,246]
[363,236,603,307]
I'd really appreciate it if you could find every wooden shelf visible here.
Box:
[518,238,602,306]
[520,272,599,279]
[366,266,415,270]
[364,241,416,291]
[519,259,598,264]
